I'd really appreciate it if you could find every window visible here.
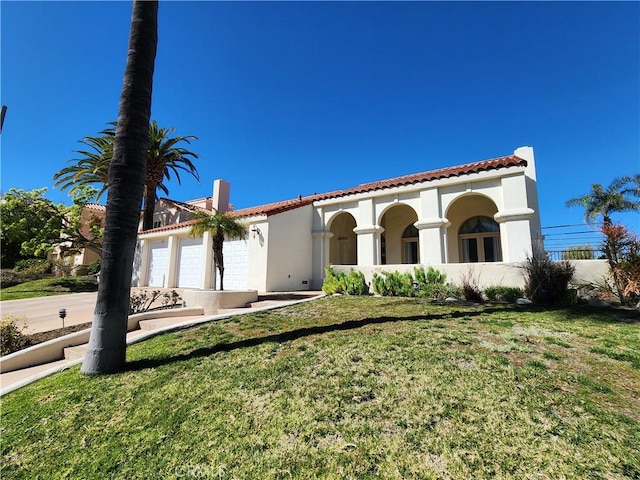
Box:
[402,224,419,264]
[459,216,501,262]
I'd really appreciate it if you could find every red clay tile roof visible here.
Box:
[140,154,526,235]
[158,197,210,213]
[84,203,106,212]
[312,154,527,201]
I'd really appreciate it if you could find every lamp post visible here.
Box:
[58,308,67,328]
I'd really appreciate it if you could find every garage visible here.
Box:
[177,237,204,288]
[148,240,169,287]
[216,238,248,290]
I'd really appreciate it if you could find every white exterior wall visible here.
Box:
[246,219,269,292]
[265,205,314,291]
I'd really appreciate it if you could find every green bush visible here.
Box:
[562,245,595,260]
[1,315,32,355]
[87,259,101,276]
[484,285,524,303]
[522,255,575,305]
[322,267,369,295]
[13,258,53,274]
[12,258,53,282]
[0,270,23,288]
[372,266,460,300]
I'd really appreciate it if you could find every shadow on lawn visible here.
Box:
[125,307,513,372]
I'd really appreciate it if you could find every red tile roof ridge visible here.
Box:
[140,153,527,234]
[84,203,106,211]
[158,197,210,213]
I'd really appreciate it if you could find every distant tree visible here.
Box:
[601,223,640,305]
[561,245,595,260]
[0,188,65,268]
[189,211,247,291]
[53,120,199,231]
[58,187,105,259]
[566,176,640,226]
[81,0,158,375]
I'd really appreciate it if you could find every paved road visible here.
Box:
[0,293,98,334]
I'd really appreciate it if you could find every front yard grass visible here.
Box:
[2,296,639,479]
[0,276,98,301]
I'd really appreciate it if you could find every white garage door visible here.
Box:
[177,237,204,288]
[148,240,169,287]
[216,238,248,290]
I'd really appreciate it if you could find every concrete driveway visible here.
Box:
[0,292,98,334]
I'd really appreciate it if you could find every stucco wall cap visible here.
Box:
[494,208,535,223]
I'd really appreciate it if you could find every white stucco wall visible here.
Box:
[246,219,269,292]
[265,205,314,291]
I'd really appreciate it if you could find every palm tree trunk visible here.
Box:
[142,184,157,231]
[82,0,158,375]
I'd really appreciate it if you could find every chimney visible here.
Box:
[212,179,230,213]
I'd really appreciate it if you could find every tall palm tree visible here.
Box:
[53,132,113,200]
[81,0,158,375]
[53,120,199,231]
[566,176,640,226]
[189,211,247,291]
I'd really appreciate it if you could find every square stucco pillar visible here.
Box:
[415,187,449,264]
[138,240,150,287]
[166,235,179,288]
[200,230,214,289]
[495,213,534,262]
[312,230,333,289]
[415,218,450,264]
[353,225,384,266]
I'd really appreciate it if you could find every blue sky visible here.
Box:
[1,1,639,240]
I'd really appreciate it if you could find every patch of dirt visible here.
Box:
[26,322,93,346]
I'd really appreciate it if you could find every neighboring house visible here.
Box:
[48,203,106,271]
[133,146,553,292]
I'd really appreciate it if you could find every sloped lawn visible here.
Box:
[0,276,98,301]
[2,296,639,479]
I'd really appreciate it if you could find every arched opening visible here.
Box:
[459,215,502,262]
[402,224,419,264]
[329,212,357,265]
[445,194,500,263]
[379,204,419,265]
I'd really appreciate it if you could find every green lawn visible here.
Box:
[2,296,639,479]
[0,276,98,301]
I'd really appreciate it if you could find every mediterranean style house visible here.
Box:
[132,146,545,292]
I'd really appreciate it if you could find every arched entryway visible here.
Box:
[446,194,501,263]
[329,212,357,265]
[459,216,502,262]
[380,204,419,265]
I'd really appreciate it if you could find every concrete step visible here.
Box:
[64,345,88,361]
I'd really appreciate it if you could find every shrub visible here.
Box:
[87,259,101,276]
[372,266,459,300]
[562,245,595,260]
[322,267,369,295]
[1,315,32,355]
[602,223,640,305]
[13,258,53,274]
[484,285,524,303]
[0,270,23,288]
[522,254,575,305]
[129,289,183,315]
[460,269,483,303]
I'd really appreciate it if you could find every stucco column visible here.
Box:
[201,230,214,289]
[415,187,449,264]
[138,239,150,286]
[415,218,450,264]
[312,230,333,288]
[353,225,384,265]
[494,209,535,262]
[166,235,179,288]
